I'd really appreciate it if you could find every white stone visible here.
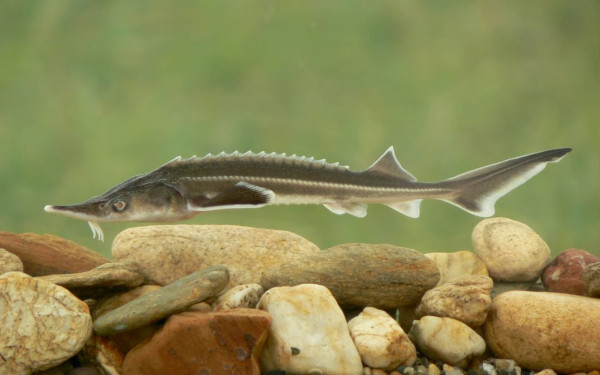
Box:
[348,307,416,370]
[408,316,486,368]
[0,272,92,375]
[257,284,362,375]
[425,251,488,286]
[472,218,550,282]
[213,283,264,311]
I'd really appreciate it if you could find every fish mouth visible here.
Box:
[44,204,106,241]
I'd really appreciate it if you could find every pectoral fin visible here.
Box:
[323,202,368,217]
[187,182,275,211]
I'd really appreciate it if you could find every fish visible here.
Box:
[44,147,572,241]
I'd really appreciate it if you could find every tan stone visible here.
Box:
[112,225,320,287]
[0,232,108,276]
[0,247,23,274]
[261,243,440,309]
[425,251,488,286]
[409,316,486,368]
[484,291,600,372]
[0,272,92,374]
[348,307,416,370]
[472,218,550,282]
[583,262,600,297]
[415,275,493,327]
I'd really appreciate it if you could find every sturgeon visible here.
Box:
[44,147,571,241]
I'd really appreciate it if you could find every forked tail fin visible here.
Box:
[441,148,572,217]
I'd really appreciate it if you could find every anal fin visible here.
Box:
[385,200,422,218]
[323,202,368,218]
[188,182,275,211]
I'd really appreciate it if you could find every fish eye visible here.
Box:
[112,200,128,212]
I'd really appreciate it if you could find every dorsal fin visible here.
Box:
[365,146,417,181]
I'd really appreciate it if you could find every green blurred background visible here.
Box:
[1,1,598,258]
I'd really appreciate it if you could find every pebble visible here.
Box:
[81,334,124,375]
[472,218,550,282]
[112,224,320,286]
[484,290,600,373]
[415,275,493,327]
[36,260,144,299]
[213,283,264,310]
[257,284,363,375]
[0,272,92,375]
[532,370,556,375]
[0,231,109,276]
[408,316,486,368]
[122,309,272,375]
[583,262,600,297]
[541,249,600,295]
[261,243,440,309]
[424,251,488,286]
[348,307,416,370]
[0,247,23,274]
[93,265,229,336]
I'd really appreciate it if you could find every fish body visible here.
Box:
[44,147,572,241]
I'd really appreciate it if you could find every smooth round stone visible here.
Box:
[409,316,486,368]
[0,272,92,375]
[424,251,488,286]
[472,218,550,282]
[484,291,600,373]
[348,307,416,370]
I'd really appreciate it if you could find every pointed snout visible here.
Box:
[43,202,107,221]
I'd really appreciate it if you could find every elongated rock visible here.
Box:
[112,225,320,287]
[37,260,144,299]
[93,265,229,336]
[261,243,439,309]
[0,231,108,276]
[0,272,92,375]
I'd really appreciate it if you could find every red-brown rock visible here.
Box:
[0,232,108,276]
[541,249,600,295]
[122,309,272,375]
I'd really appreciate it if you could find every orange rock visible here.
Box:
[0,232,108,276]
[122,309,272,375]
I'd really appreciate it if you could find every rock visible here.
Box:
[112,224,320,287]
[93,265,229,336]
[92,285,163,353]
[213,283,264,311]
[484,291,600,372]
[472,218,550,282]
[0,247,23,274]
[261,243,440,309]
[583,262,600,297]
[257,284,363,375]
[415,275,493,327]
[533,370,557,375]
[424,251,488,286]
[0,272,92,375]
[348,307,416,370]
[122,309,271,375]
[541,249,600,295]
[37,260,144,299]
[0,232,109,276]
[490,280,538,298]
[408,316,486,368]
[80,334,124,375]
